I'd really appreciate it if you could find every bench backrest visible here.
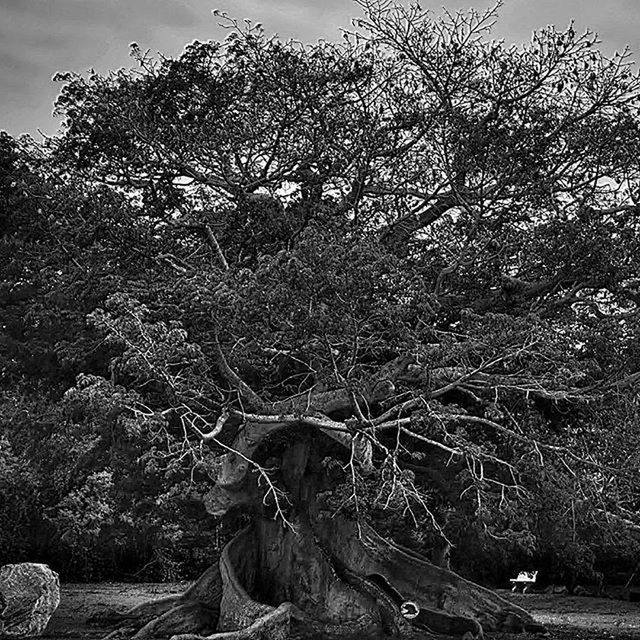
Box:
[517,571,538,581]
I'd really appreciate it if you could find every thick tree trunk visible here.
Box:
[99,513,544,640]
[99,432,545,640]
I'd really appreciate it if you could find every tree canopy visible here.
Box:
[2,0,640,614]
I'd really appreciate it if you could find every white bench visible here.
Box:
[510,571,538,594]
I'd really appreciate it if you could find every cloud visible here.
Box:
[206,0,355,42]
[493,0,640,55]
[1,0,639,137]
[0,0,204,135]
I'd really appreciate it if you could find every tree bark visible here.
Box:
[99,434,545,640]
[100,512,544,640]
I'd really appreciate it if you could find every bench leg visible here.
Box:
[523,585,529,595]
[512,584,517,592]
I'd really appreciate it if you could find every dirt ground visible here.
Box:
[493,590,640,640]
[42,582,190,639]
[41,583,640,639]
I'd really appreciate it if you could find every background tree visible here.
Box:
[2,1,640,638]
[0,133,221,579]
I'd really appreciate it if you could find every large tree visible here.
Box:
[33,0,640,637]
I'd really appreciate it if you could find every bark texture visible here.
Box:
[99,514,544,640]
[99,433,545,640]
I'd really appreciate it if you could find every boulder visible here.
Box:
[0,563,60,637]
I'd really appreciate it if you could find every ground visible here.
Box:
[42,583,640,640]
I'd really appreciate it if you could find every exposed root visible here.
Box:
[131,603,218,640]
[98,564,222,640]
[98,516,545,640]
[312,515,543,635]
[170,602,300,640]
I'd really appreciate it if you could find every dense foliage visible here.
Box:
[0,132,222,579]
[2,1,640,585]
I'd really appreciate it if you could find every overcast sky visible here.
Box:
[2,0,640,138]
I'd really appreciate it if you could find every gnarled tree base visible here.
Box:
[98,515,545,640]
